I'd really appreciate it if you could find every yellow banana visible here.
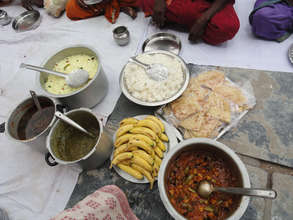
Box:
[117,163,143,180]
[130,127,158,141]
[127,146,138,151]
[116,124,134,137]
[132,150,154,166]
[152,162,160,177]
[113,144,128,157]
[154,146,164,158]
[128,138,155,157]
[157,139,167,152]
[136,119,161,135]
[119,118,138,127]
[119,159,132,166]
[159,133,169,142]
[146,115,165,133]
[131,164,154,190]
[131,134,155,147]
[114,134,133,147]
[154,155,162,167]
[131,155,152,172]
[110,152,133,168]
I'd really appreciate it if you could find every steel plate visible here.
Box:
[12,10,41,32]
[111,115,179,184]
[142,32,182,55]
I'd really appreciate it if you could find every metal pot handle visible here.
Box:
[45,152,58,166]
[0,122,5,133]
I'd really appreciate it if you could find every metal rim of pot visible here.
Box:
[35,44,103,98]
[1,94,62,143]
[158,138,250,220]
[45,108,103,166]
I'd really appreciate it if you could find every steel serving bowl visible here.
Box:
[158,138,250,220]
[36,45,108,109]
[119,50,190,106]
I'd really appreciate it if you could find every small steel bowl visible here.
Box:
[12,10,41,32]
[113,26,130,46]
[119,50,190,106]
[158,138,250,220]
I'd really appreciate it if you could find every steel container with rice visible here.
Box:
[120,50,190,106]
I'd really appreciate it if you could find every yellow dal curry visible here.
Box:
[44,54,98,95]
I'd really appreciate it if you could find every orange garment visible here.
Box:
[66,0,138,23]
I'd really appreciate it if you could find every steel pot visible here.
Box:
[45,108,112,170]
[158,138,250,220]
[36,45,108,109]
[0,94,64,154]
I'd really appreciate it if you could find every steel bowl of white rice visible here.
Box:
[120,50,190,106]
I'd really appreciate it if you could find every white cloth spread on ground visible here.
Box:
[0,4,147,220]
[0,0,292,219]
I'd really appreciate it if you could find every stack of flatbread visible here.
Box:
[163,70,249,139]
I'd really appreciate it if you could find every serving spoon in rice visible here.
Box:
[20,63,89,88]
[129,57,168,81]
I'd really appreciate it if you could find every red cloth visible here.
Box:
[66,0,138,23]
[139,0,239,45]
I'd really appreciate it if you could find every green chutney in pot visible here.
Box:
[50,112,100,161]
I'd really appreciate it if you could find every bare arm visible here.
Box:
[189,0,229,42]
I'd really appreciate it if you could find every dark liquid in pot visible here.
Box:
[17,102,55,140]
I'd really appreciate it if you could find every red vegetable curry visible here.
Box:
[167,150,241,220]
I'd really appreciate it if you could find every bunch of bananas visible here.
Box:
[110,115,169,189]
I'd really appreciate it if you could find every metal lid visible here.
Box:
[142,32,182,55]
[288,43,293,64]
[12,10,41,32]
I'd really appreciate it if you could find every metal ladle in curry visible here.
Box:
[20,63,89,88]
[197,180,277,199]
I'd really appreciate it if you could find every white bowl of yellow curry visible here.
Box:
[37,45,108,109]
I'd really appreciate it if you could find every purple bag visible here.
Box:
[250,0,293,42]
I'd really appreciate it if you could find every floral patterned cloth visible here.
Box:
[51,185,139,220]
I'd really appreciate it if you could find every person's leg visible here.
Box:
[251,3,293,41]
[202,2,240,45]
[139,0,239,45]
[164,0,239,45]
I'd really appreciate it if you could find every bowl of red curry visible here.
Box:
[158,138,250,220]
